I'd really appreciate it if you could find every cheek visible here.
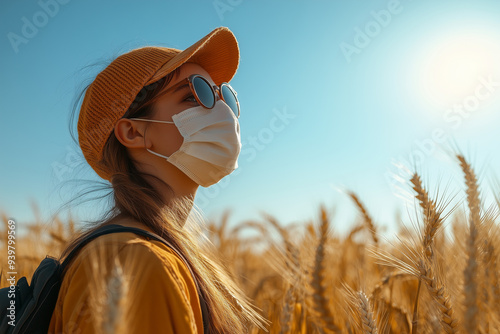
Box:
[150,125,185,154]
[170,129,185,151]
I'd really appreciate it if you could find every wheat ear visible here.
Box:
[348,192,379,245]
[410,173,445,262]
[310,206,342,334]
[457,155,481,334]
[279,285,295,334]
[417,259,459,333]
[358,291,378,334]
[102,257,129,334]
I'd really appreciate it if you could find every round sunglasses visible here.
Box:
[148,74,240,118]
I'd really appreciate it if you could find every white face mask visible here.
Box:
[131,100,241,187]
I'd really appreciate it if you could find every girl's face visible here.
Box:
[114,62,217,198]
[145,62,216,163]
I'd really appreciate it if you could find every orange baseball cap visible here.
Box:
[77,27,239,181]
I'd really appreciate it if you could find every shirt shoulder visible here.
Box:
[48,231,204,334]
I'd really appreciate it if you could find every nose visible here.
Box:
[213,85,223,102]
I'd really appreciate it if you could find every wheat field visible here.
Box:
[1,154,499,334]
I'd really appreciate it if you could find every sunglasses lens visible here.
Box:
[192,76,215,108]
[221,84,239,117]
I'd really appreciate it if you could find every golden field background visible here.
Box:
[1,154,499,334]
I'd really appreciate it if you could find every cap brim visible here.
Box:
[145,27,239,86]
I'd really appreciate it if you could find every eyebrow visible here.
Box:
[173,83,189,93]
[161,77,190,95]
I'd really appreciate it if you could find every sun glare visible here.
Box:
[419,32,500,107]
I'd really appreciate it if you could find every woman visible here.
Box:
[49,27,268,334]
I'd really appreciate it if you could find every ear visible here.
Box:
[114,118,151,149]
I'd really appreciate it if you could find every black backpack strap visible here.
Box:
[61,224,210,334]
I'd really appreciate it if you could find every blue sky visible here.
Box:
[2,0,500,237]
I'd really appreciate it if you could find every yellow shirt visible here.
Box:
[48,231,204,334]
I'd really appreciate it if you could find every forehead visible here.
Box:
[152,62,215,106]
[172,62,214,85]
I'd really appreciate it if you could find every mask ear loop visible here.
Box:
[141,122,171,159]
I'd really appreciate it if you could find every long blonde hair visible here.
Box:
[58,65,268,333]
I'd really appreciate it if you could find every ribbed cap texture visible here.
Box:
[77,27,239,181]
